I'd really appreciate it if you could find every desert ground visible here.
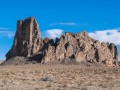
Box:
[0,64,120,90]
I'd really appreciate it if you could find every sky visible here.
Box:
[0,0,120,60]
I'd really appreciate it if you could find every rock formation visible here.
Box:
[5,17,119,66]
[6,17,43,59]
[41,31,118,66]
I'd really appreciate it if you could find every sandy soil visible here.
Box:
[0,64,120,90]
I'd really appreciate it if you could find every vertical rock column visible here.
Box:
[6,17,42,60]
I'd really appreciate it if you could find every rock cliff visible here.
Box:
[41,31,118,66]
[6,17,43,59]
[5,17,119,66]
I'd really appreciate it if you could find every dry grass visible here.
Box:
[0,64,120,90]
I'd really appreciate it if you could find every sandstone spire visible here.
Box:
[6,17,42,60]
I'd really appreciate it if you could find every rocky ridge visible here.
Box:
[5,17,119,66]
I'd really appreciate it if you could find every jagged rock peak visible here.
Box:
[41,30,118,66]
[6,17,42,60]
[81,30,88,35]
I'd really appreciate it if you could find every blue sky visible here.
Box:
[0,0,120,60]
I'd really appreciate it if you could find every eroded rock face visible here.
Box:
[6,17,119,66]
[41,31,118,66]
[6,17,42,59]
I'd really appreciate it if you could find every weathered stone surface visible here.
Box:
[6,17,42,60]
[41,31,118,66]
[5,17,119,66]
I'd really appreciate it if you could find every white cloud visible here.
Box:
[49,23,92,28]
[42,29,64,39]
[49,23,77,26]
[0,29,15,38]
[89,28,120,45]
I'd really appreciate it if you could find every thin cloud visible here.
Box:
[89,28,120,45]
[0,28,15,38]
[49,23,77,26]
[49,22,92,28]
[42,29,64,39]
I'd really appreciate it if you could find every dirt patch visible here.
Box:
[0,65,120,90]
